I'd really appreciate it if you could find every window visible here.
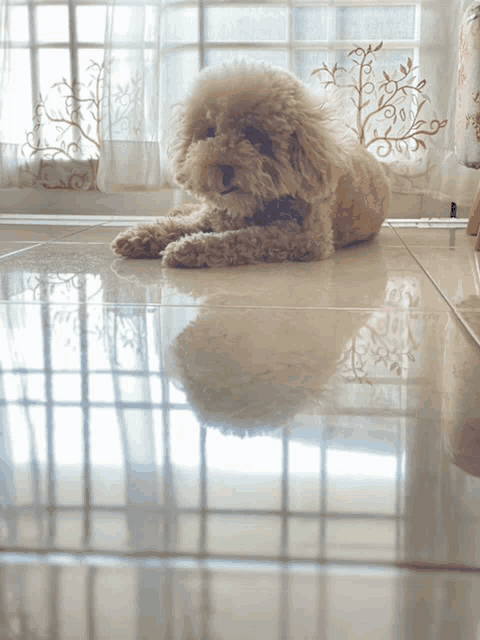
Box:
[3,1,421,191]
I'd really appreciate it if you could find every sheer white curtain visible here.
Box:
[0,0,478,207]
[0,0,23,187]
[98,2,166,192]
[418,0,479,206]
[97,0,480,204]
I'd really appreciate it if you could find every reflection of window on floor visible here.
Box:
[0,268,426,637]
[0,272,425,564]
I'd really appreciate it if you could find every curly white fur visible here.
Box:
[111,60,391,268]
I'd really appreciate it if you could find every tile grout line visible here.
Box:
[1,220,478,323]
[387,222,480,349]
[0,300,456,313]
[1,547,480,573]
[0,221,115,261]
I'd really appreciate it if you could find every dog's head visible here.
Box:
[168,60,352,222]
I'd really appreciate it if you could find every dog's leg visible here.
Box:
[161,224,331,268]
[111,204,212,258]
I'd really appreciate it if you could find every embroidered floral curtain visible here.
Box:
[0,0,479,207]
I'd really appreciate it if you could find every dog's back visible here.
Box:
[331,146,391,248]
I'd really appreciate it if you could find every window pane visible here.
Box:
[294,49,331,86]
[88,373,115,403]
[37,49,74,159]
[206,7,287,43]
[0,518,8,544]
[7,405,39,467]
[91,512,129,550]
[10,6,29,43]
[326,447,397,514]
[54,406,85,506]
[288,439,321,512]
[55,511,84,549]
[336,6,416,41]
[163,6,198,45]
[53,372,81,403]
[91,466,126,506]
[1,50,32,143]
[206,429,282,510]
[90,409,126,506]
[170,410,201,468]
[56,464,84,506]
[110,5,159,43]
[169,410,201,508]
[207,429,282,475]
[90,407,124,467]
[205,49,287,69]
[169,380,187,404]
[2,372,45,402]
[54,406,83,466]
[36,5,69,44]
[163,50,199,105]
[76,5,107,43]
[207,514,281,556]
[326,519,397,561]
[0,305,43,366]
[288,518,320,558]
[295,7,329,41]
[176,513,200,553]
[17,514,45,547]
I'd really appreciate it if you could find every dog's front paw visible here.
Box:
[161,235,208,268]
[111,224,167,259]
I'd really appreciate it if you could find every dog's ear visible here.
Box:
[290,109,349,201]
[165,102,190,177]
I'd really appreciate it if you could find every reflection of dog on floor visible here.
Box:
[111,60,390,268]
[164,305,372,435]
[111,260,388,435]
[442,297,480,477]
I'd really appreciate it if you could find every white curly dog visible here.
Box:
[111,60,391,268]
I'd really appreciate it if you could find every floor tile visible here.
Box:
[377,224,411,245]
[2,220,480,639]
[0,556,478,639]
[52,223,130,243]
[0,223,100,242]
[459,310,480,336]
[0,236,449,309]
[393,225,476,248]
[0,241,39,258]
[1,302,480,564]
[393,227,480,343]
[62,219,402,245]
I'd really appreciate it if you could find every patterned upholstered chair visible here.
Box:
[456,1,480,250]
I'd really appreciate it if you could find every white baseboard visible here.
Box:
[0,188,470,219]
[0,188,189,216]
[388,193,469,219]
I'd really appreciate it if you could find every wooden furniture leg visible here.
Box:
[467,180,480,251]
[457,5,480,251]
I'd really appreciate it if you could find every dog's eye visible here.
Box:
[243,126,273,157]
[206,127,215,138]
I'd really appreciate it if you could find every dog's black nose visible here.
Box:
[220,164,235,189]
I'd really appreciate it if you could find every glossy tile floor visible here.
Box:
[1,215,480,639]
